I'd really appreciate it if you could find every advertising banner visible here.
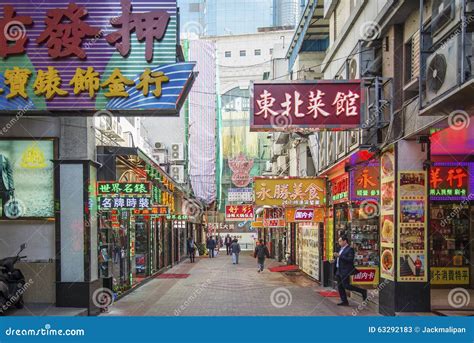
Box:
[251,81,364,131]
[0,0,194,115]
[0,140,54,219]
[379,146,395,280]
[285,207,324,223]
[298,224,320,280]
[254,177,326,207]
[429,162,473,200]
[225,204,254,221]
[227,187,253,202]
[397,171,428,282]
[351,267,379,285]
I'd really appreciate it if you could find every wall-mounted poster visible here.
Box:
[299,224,320,280]
[397,171,427,282]
[0,140,54,219]
[379,145,395,280]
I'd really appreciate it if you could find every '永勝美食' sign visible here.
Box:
[0,0,195,116]
[251,81,364,131]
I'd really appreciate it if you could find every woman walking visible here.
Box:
[230,238,241,264]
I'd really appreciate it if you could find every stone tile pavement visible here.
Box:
[102,250,379,316]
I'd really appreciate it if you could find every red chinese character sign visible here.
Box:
[251,81,364,131]
[429,163,472,200]
[225,205,254,222]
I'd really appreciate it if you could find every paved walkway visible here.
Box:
[102,250,378,316]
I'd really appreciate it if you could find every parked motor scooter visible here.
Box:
[0,243,27,314]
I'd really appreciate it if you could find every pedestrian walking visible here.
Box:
[224,234,232,255]
[253,239,270,272]
[230,238,241,264]
[187,237,197,263]
[206,236,216,258]
[333,235,367,306]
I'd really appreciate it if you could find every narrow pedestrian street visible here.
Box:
[102,251,377,316]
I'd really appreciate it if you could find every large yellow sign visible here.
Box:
[254,177,326,207]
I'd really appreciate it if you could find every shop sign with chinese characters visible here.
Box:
[97,182,151,196]
[429,163,472,200]
[251,81,364,131]
[99,196,151,209]
[132,206,168,216]
[331,174,349,204]
[285,208,325,222]
[0,0,195,115]
[254,177,326,207]
[263,207,285,227]
[430,267,469,285]
[351,267,379,285]
[351,165,380,200]
[225,205,254,221]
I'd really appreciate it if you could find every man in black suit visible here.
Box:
[334,235,367,306]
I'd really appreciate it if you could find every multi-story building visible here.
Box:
[277,0,473,315]
[178,0,305,37]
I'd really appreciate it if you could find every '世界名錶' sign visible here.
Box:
[251,81,364,131]
[0,0,195,115]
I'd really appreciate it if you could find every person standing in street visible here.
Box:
[187,237,197,263]
[225,234,232,255]
[254,239,270,272]
[206,236,216,258]
[333,235,367,306]
[230,238,241,264]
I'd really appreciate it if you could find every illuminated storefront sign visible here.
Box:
[429,163,473,200]
[285,208,325,222]
[166,214,188,220]
[331,174,349,203]
[0,0,194,115]
[97,182,151,196]
[133,206,168,216]
[225,205,254,221]
[99,196,151,209]
[351,267,379,284]
[351,165,380,200]
[254,177,326,207]
[251,81,364,131]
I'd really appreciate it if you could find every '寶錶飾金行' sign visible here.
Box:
[250,81,364,131]
[0,0,195,116]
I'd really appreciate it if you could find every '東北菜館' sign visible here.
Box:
[250,81,364,131]
[0,0,195,115]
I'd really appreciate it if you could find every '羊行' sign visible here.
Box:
[250,81,364,131]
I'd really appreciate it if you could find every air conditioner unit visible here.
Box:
[431,0,461,44]
[347,47,375,79]
[423,35,460,106]
[169,143,184,161]
[276,155,288,173]
[170,165,185,184]
[155,142,165,149]
[153,151,168,165]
